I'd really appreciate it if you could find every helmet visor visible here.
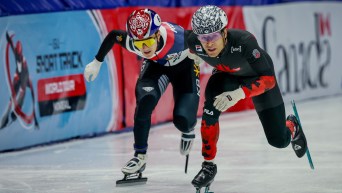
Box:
[197,32,222,43]
[133,37,156,49]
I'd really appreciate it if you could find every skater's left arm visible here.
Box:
[240,35,276,98]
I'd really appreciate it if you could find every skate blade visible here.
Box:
[291,100,315,170]
[194,181,214,193]
[116,177,147,187]
[195,188,214,193]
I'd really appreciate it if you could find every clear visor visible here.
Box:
[197,32,222,43]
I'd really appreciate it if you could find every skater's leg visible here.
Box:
[122,61,165,176]
[192,99,220,188]
[199,72,240,161]
[132,80,161,155]
[133,62,165,156]
[256,103,308,157]
[173,93,199,155]
[252,82,307,152]
[192,73,240,189]
[256,104,291,148]
[170,58,199,155]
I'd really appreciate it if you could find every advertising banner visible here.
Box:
[0,11,122,151]
[2,2,341,151]
[243,2,342,103]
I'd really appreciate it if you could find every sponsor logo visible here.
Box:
[195,45,203,52]
[204,109,213,115]
[142,87,154,92]
[231,46,242,53]
[294,144,302,150]
[48,38,64,49]
[199,173,206,179]
[116,35,123,42]
[53,100,71,111]
[252,49,260,59]
[166,51,183,62]
[37,74,86,117]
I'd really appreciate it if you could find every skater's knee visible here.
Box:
[137,89,158,104]
[136,81,160,105]
[135,92,159,117]
[173,115,196,133]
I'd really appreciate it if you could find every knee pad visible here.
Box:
[136,82,160,102]
[135,81,160,117]
[173,115,195,133]
[135,94,158,119]
[173,94,199,133]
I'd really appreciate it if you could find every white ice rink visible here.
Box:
[0,96,342,193]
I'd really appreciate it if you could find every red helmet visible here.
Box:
[126,8,161,40]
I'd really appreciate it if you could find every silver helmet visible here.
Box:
[191,5,228,35]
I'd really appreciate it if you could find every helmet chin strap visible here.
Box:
[216,30,228,57]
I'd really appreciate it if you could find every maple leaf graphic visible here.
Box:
[216,64,240,73]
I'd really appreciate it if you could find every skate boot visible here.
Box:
[287,114,308,158]
[180,131,195,155]
[116,154,148,186]
[192,161,217,193]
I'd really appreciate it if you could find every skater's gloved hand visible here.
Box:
[213,87,245,112]
[84,58,102,82]
[188,53,203,65]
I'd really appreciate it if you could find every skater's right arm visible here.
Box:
[95,30,128,62]
[84,30,128,82]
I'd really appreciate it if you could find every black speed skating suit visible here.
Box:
[187,29,291,161]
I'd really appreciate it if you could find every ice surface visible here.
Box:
[1,96,342,193]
